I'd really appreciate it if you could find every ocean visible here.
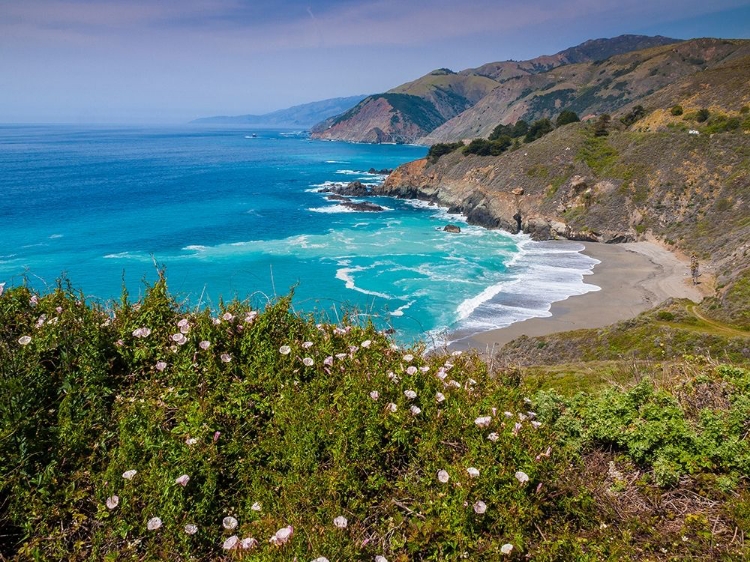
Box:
[0,125,599,345]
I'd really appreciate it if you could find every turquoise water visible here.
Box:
[0,125,599,344]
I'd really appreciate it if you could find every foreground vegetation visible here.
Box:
[1,278,748,560]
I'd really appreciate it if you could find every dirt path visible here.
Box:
[686,303,750,339]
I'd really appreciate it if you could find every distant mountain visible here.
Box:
[310,35,682,144]
[191,95,368,128]
[425,38,750,143]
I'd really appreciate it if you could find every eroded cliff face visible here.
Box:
[378,123,750,279]
[379,126,635,243]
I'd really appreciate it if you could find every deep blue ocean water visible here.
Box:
[0,125,599,345]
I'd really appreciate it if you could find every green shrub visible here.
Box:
[523,118,554,143]
[427,142,463,163]
[671,105,684,116]
[555,110,580,127]
[620,105,646,127]
[462,136,511,156]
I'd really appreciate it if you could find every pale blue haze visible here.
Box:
[0,126,598,344]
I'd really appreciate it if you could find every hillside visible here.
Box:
[311,35,679,144]
[1,276,748,560]
[379,59,750,329]
[424,38,750,143]
[190,95,368,128]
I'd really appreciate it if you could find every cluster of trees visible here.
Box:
[429,109,582,160]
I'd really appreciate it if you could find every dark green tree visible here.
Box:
[523,118,554,143]
[427,142,464,163]
[556,110,580,127]
[620,105,646,127]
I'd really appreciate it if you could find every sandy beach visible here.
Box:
[452,241,706,353]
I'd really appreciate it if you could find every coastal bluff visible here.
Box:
[376,121,750,311]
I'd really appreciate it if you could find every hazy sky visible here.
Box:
[2,0,749,124]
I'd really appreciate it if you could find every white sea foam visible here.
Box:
[335,266,393,299]
[390,300,415,317]
[49,234,63,239]
[308,205,358,214]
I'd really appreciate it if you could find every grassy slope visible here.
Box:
[1,279,749,561]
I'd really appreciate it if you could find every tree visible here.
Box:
[556,110,580,127]
[427,142,464,163]
[696,108,710,123]
[670,105,683,116]
[523,118,553,143]
[594,114,611,137]
[620,105,646,127]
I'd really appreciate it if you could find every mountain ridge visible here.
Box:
[310,35,682,143]
[191,95,368,128]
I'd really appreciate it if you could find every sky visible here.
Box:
[1,0,749,124]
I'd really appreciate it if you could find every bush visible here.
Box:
[696,108,710,123]
[593,114,611,137]
[489,119,529,141]
[462,136,511,157]
[523,118,554,143]
[671,105,684,116]
[620,105,646,127]
[556,110,580,127]
[427,142,463,163]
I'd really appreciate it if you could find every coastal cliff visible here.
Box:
[378,121,750,293]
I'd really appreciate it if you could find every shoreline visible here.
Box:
[449,240,706,353]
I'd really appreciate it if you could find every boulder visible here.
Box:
[443,224,461,233]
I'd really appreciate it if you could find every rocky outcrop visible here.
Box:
[443,224,461,233]
[321,180,370,197]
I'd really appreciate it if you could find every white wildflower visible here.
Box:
[410,405,421,416]
[241,537,258,549]
[467,467,480,478]
[386,403,397,413]
[175,474,190,487]
[369,391,379,401]
[473,500,486,514]
[404,389,417,400]
[106,495,119,510]
[223,535,239,550]
[487,432,500,442]
[220,353,232,363]
[302,357,314,367]
[18,335,32,346]
[501,543,513,555]
[361,339,371,348]
[474,416,492,428]
[437,470,450,483]
[279,345,291,355]
[515,471,530,484]
[147,517,162,531]
[301,341,314,349]
[122,469,137,480]
[333,515,348,529]
[184,523,198,535]
[199,340,210,350]
[222,516,238,530]
[269,525,293,546]
[435,392,445,403]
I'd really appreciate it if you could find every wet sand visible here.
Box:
[451,241,705,353]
